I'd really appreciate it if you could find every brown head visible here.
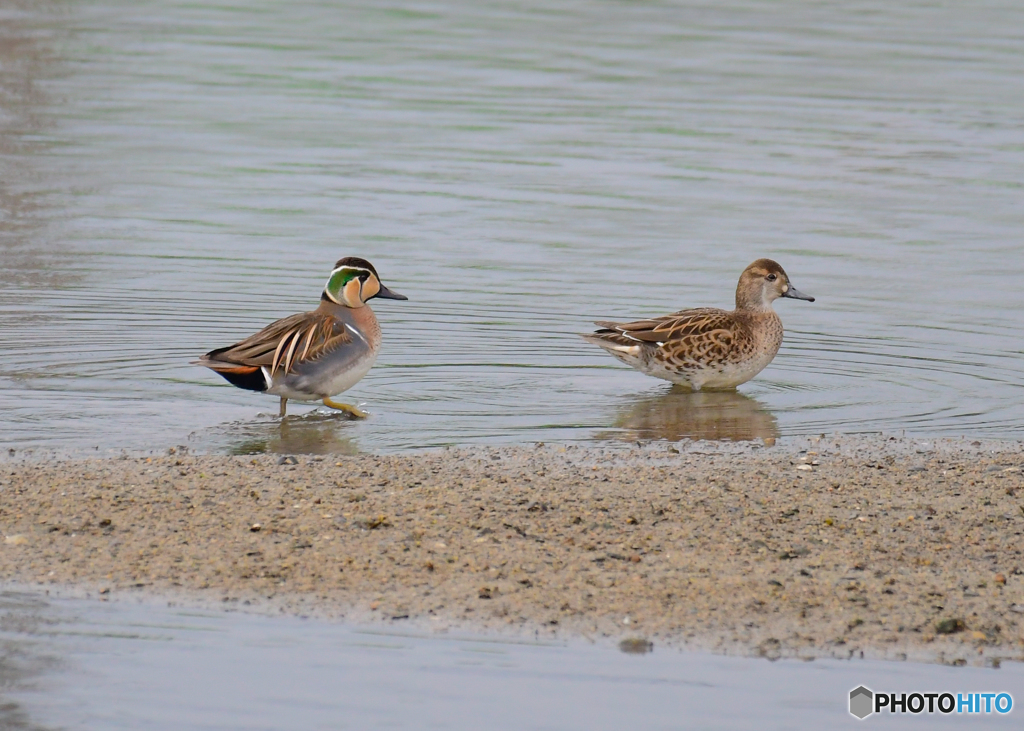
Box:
[735,259,814,311]
[322,257,408,308]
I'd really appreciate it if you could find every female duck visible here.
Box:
[581,259,813,390]
[195,257,407,417]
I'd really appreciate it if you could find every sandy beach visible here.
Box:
[2,436,1023,665]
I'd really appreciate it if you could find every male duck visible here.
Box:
[194,257,407,417]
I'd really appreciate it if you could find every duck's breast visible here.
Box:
[667,310,783,389]
[269,305,382,399]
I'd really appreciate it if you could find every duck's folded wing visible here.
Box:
[592,307,733,344]
[195,311,352,376]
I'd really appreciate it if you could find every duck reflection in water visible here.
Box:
[604,388,779,443]
[222,411,360,456]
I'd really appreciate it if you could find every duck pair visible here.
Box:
[195,258,813,416]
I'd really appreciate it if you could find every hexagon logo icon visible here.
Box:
[850,686,874,720]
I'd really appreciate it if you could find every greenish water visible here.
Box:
[2,1,1023,454]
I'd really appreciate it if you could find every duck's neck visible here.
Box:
[735,291,774,313]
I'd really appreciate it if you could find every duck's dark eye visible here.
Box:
[766,273,777,282]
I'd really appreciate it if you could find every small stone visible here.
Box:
[250,523,262,532]
[356,515,390,530]
[762,437,776,447]
[478,587,492,599]
[935,618,965,635]
[278,455,298,465]
[995,573,1006,585]
[618,638,653,654]
[796,464,813,471]
[757,638,782,661]
[4,535,29,546]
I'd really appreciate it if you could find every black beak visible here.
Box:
[375,283,408,301]
[782,285,814,302]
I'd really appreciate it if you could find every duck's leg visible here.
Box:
[322,397,368,419]
[279,397,288,418]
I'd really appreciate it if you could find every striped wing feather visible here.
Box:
[200,311,351,376]
[594,307,735,344]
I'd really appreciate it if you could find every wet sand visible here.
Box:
[2,437,1023,665]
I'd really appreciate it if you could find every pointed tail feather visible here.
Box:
[578,332,642,355]
[192,358,268,392]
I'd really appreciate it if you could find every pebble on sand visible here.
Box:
[619,638,654,654]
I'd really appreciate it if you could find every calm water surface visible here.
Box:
[2,1,1023,454]
[1,591,1020,730]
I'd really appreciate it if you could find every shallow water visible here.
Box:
[1,591,1020,730]
[2,1,1024,454]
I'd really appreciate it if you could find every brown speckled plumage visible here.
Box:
[581,259,813,390]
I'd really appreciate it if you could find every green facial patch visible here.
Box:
[325,266,367,300]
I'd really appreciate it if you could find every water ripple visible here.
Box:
[2,0,1024,453]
